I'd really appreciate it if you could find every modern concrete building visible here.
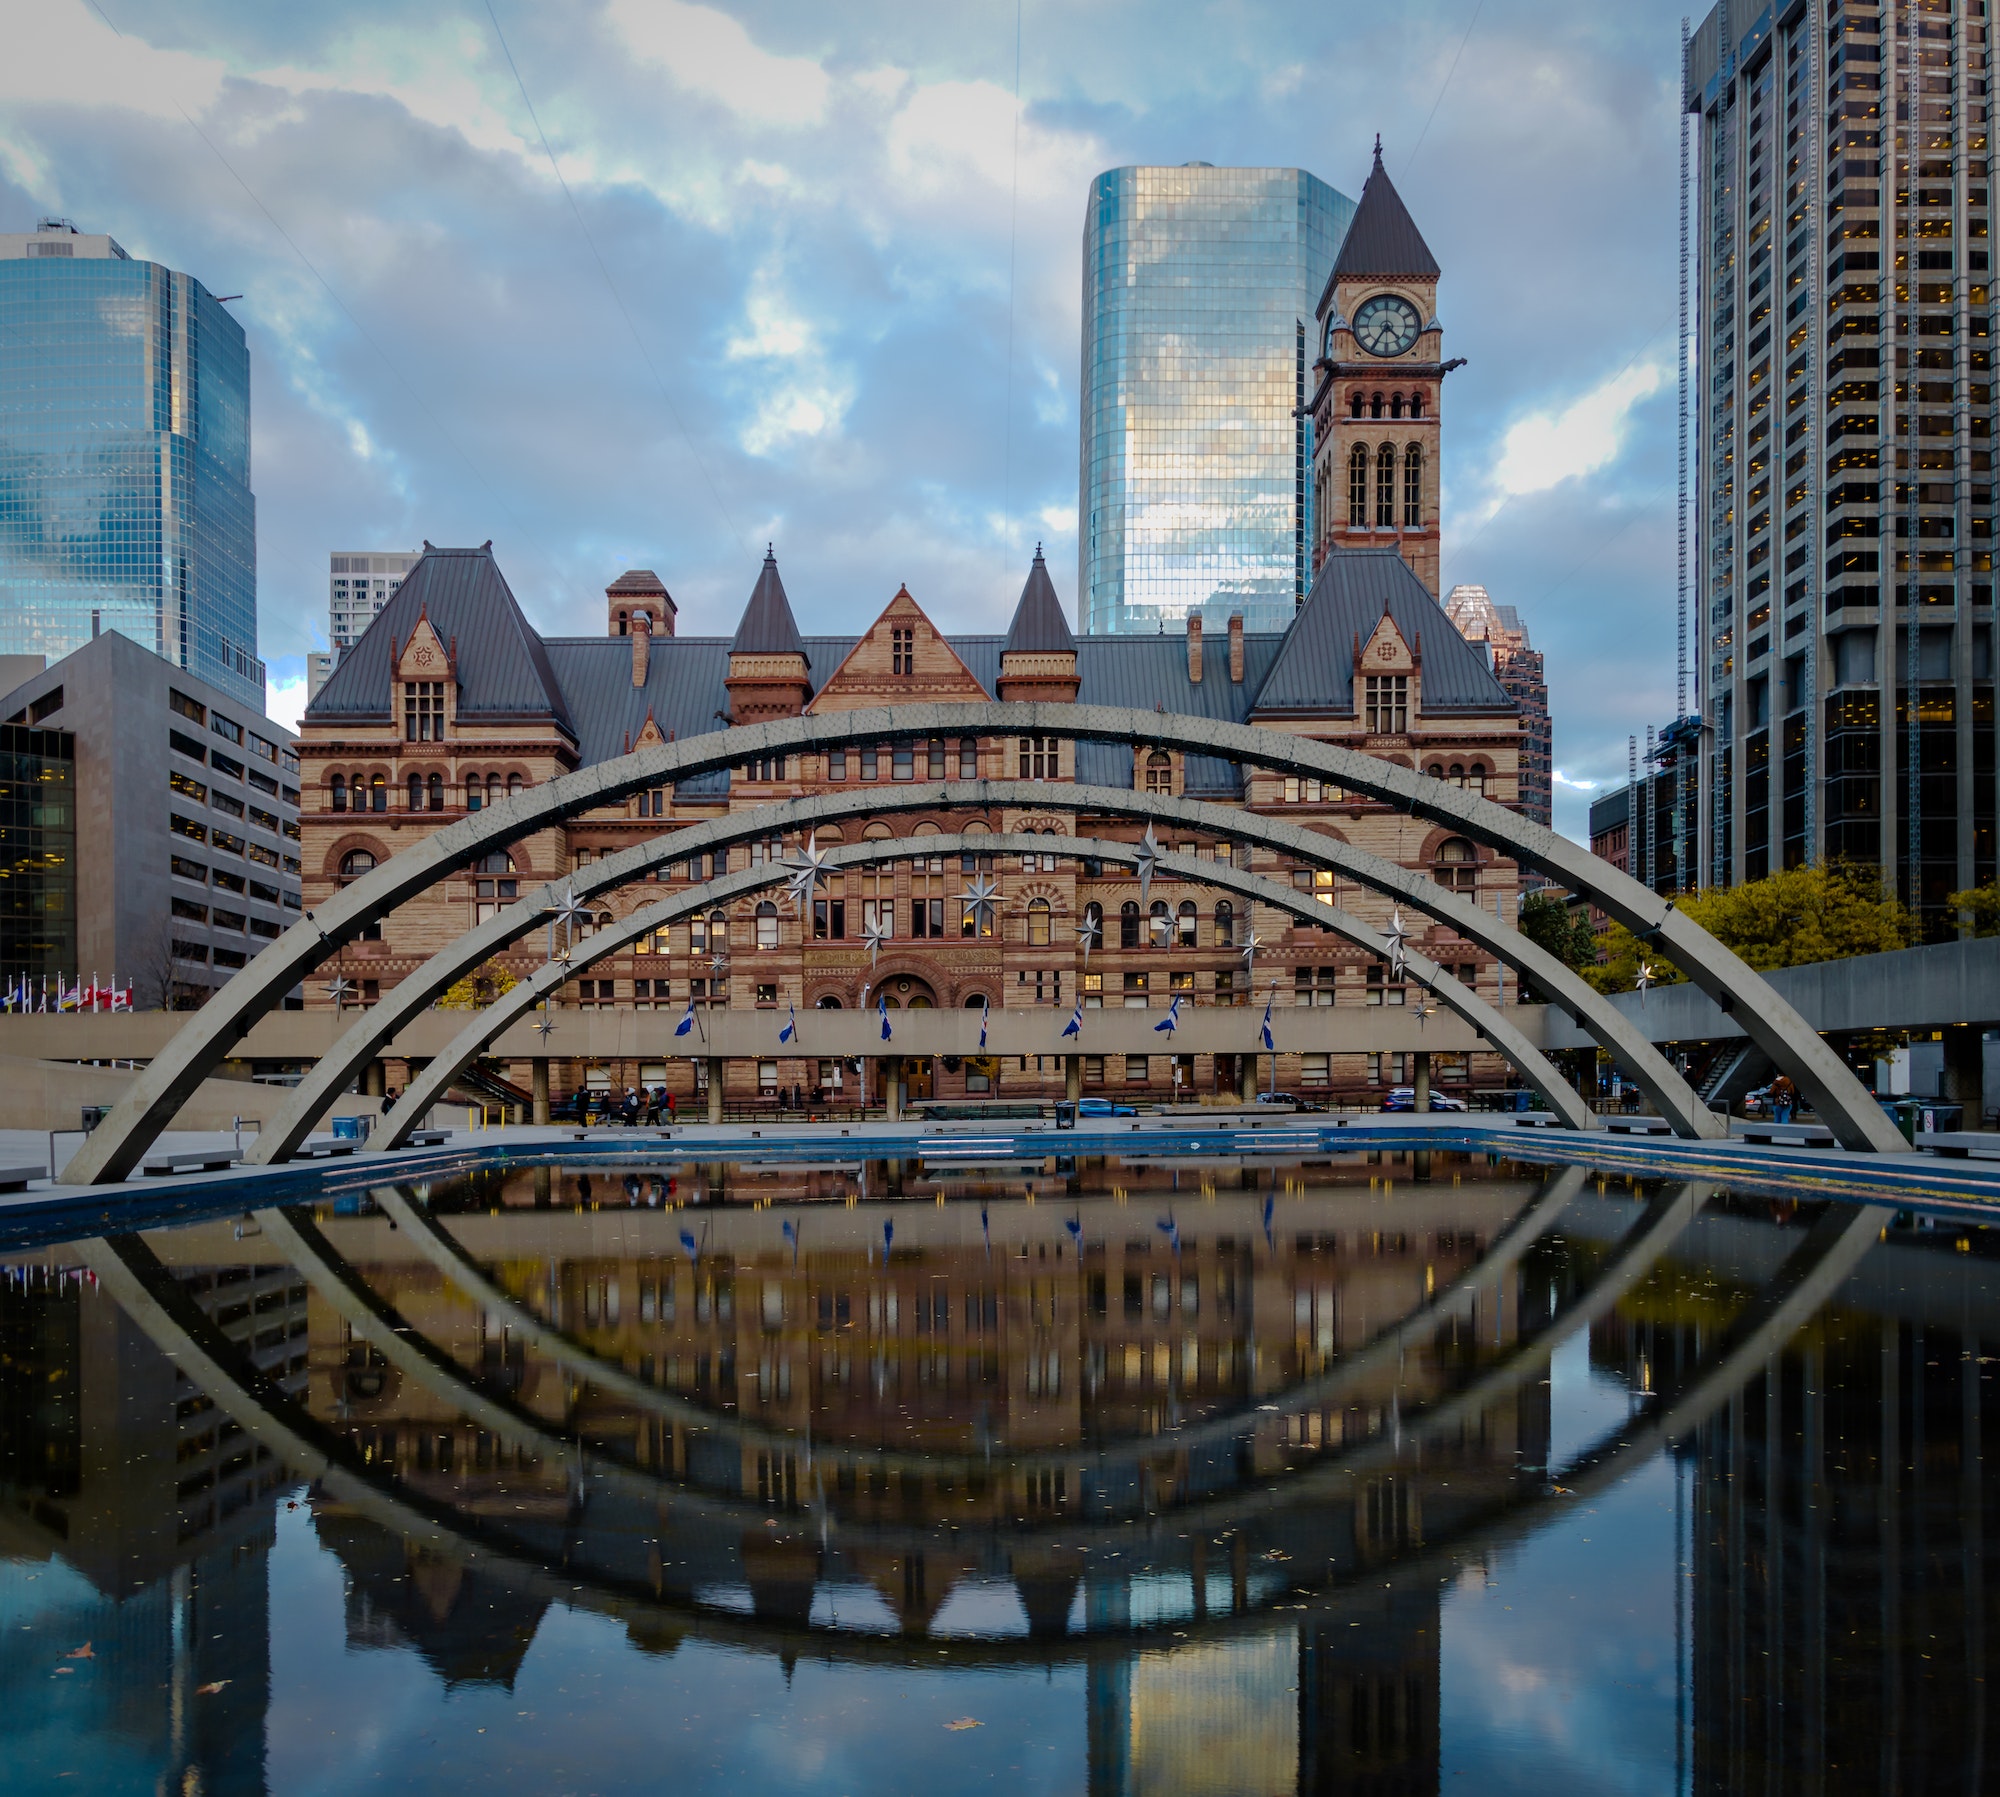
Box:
[0,218,263,708]
[307,548,421,700]
[1687,2,1999,932]
[1443,585,1552,827]
[0,632,301,1006]
[1079,165,1353,636]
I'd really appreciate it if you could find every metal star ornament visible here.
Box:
[1383,908,1410,981]
[1411,992,1438,1030]
[782,831,829,908]
[1635,961,1657,1007]
[1075,915,1099,962]
[863,916,890,969]
[1134,823,1161,910]
[1239,927,1263,973]
[1150,909,1174,948]
[959,871,1000,936]
[325,975,355,1009]
[547,881,590,964]
[532,1003,558,1043]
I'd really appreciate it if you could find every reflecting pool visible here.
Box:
[1,1150,1995,1793]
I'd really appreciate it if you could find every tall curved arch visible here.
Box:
[249,783,1698,1164]
[367,830,1593,1146]
[63,701,1903,1184]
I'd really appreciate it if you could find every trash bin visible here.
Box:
[1054,1102,1076,1132]
[1917,1101,1963,1137]
[1878,1097,1924,1142]
[332,1115,367,1141]
[80,1105,109,1132]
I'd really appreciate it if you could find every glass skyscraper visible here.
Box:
[0,219,261,707]
[1079,166,1353,636]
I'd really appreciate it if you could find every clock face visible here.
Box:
[1354,294,1422,358]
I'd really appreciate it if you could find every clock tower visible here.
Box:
[1309,139,1460,597]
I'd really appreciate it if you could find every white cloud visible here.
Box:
[1487,360,1668,499]
[602,0,830,127]
[265,668,309,733]
[1552,770,1600,791]
[0,0,226,120]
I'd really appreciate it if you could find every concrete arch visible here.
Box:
[247,782,1682,1165]
[65,701,1902,1183]
[367,830,1594,1146]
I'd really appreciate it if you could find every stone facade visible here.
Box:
[298,542,1523,1110]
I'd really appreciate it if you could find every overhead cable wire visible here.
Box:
[84,0,574,598]
[1404,0,1486,175]
[484,0,750,559]
[1000,0,1024,577]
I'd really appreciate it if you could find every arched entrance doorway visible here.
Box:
[880,975,938,1100]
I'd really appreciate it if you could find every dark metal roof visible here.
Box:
[1253,548,1512,715]
[1323,140,1439,299]
[607,569,669,594]
[308,546,576,737]
[1002,547,1077,656]
[729,552,809,663]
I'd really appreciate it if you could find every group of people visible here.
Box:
[565,1085,677,1127]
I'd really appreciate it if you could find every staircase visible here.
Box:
[1696,1042,1770,1110]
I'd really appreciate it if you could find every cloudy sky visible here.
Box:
[2,0,1688,839]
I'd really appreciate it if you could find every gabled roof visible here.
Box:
[1002,547,1076,656]
[308,545,575,737]
[1253,548,1512,715]
[1322,139,1439,304]
[607,569,669,594]
[730,550,809,663]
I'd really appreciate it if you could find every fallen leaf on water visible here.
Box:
[52,1666,73,1676]
[196,1680,230,1696]
[63,1644,93,1660]
[944,1719,982,1732]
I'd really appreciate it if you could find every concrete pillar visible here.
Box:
[886,1059,904,1123]
[1065,1053,1082,1103]
[707,1060,724,1124]
[1943,1025,1985,1127]
[362,1060,386,1098]
[1413,1050,1431,1114]
[1238,1054,1257,1103]
[532,1058,550,1125]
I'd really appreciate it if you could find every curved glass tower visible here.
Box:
[1080,166,1353,636]
[0,220,260,706]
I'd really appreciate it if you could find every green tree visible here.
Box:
[438,960,519,1010]
[1947,881,2000,937]
[1517,891,1598,969]
[1585,861,1915,994]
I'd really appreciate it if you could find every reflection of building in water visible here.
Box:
[1589,1220,2000,1789]
[0,1258,308,1797]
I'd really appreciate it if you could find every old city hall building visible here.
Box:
[299,537,1525,1110]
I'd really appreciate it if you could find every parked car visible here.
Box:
[1076,1097,1138,1118]
[1253,1092,1327,1111]
[1382,1086,1469,1113]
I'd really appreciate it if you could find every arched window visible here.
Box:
[1119,900,1141,949]
[1149,899,1171,946]
[487,774,501,806]
[1467,763,1487,798]
[1177,899,1198,948]
[1433,836,1477,893]
[329,773,347,813]
[817,994,842,1008]
[1348,444,1368,526]
[338,850,376,881]
[475,851,515,875]
[1449,762,1465,784]
[507,773,523,796]
[617,610,629,636]
[1390,392,1404,419]
[1403,442,1423,527]
[926,738,946,779]
[1409,390,1424,420]
[369,774,386,813]
[1083,901,1104,950]
[427,771,443,811]
[1144,751,1172,795]
[1214,900,1234,947]
[465,774,482,811]
[1349,389,1364,419]
[756,901,779,950]
[408,773,423,812]
[1369,391,1384,420]
[1028,897,1051,947]
[1426,763,1445,779]
[1376,443,1396,527]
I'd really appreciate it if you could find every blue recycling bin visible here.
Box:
[332,1115,366,1141]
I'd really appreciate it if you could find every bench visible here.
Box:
[1602,1117,1673,1136]
[142,1150,240,1177]
[1918,1130,2000,1160]
[1735,1122,1837,1148]
[1512,1113,1565,1128]
[293,1140,358,1160]
[0,1165,44,1192]
[402,1129,449,1148]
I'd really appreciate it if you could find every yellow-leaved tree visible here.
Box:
[1585,861,1916,994]
[437,960,520,1010]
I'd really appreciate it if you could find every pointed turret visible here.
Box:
[1329,137,1439,283]
[997,545,1080,703]
[725,548,812,722]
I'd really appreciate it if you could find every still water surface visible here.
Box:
[0,1150,1993,1793]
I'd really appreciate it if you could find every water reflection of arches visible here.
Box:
[74,1186,1892,1668]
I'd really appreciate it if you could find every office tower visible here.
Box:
[1444,584,1552,826]
[1079,165,1353,636]
[308,549,419,699]
[1688,3,1998,933]
[1307,144,1453,598]
[0,218,262,708]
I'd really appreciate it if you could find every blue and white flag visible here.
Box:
[978,1006,987,1051]
[883,1220,894,1259]
[1259,989,1275,1052]
[1065,1216,1083,1252]
[674,994,696,1038]
[1153,994,1183,1036]
[1061,999,1083,1039]
[1262,1191,1275,1252]
[779,1003,797,1045]
[878,993,893,1041]
[679,1228,698,1265]
[1156,1215,1180,1253]
[782,1218,799,1266]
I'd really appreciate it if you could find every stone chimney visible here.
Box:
[1186,613,1203,684]
[1228,614,1244,684]
[631,608,652,687]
